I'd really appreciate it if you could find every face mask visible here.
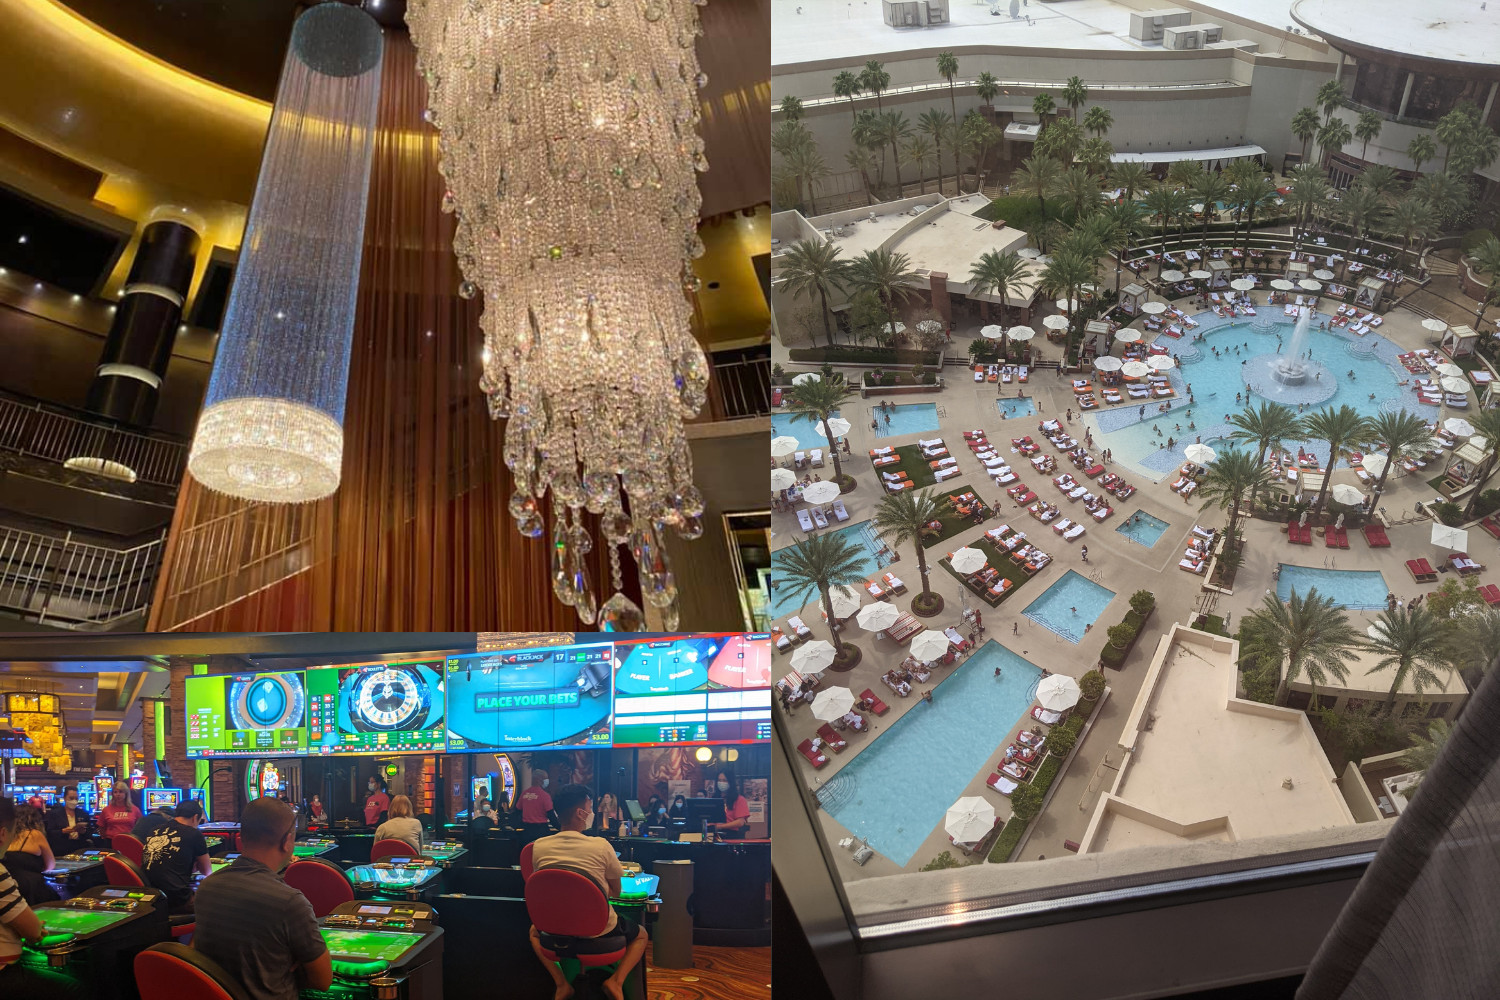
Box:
[541,779,549,789]
[583,811,595,829]
[368,783,376,791]
[66,799,77,807]
[717,781,730,793]
[675,800,683,807]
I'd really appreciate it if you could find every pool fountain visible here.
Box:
[1240,307,1337,406]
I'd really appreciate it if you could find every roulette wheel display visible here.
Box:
[345,664,433,732]
[228,673,306,731]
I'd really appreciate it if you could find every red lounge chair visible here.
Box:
[1335,527,1349,548]
[797,739,829,769]
[816,723,848,753]
[860,689,890,715]
[1325,526,1340,548]
[1363,523,1391,547]
[1406,559,1437,583]
[1481,516,1500,540]
[1480,584,1500,606]
[771,388,783,407]
[1084,464,1105,478]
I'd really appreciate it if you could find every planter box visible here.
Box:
[1099,604,1155,671]
[859,381,944,398]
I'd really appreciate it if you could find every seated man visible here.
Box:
[141,799,212,914]
[194,797,332,1000]
[529,784,649,1000]
[132,804,177,841]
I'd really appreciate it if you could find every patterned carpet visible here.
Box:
[646,943,772,1000]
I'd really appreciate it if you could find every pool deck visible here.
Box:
[774,294,1498,874]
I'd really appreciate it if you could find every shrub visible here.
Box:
[923,372,937,384]
[1431,500,1463,526]
[1129,590,1156,616]
[1106,622,1137,649]
[1472,489,1500,519]
[920,850,965,871]
[912,364,927,379]
[1461,229,1495,255]
[772,363,785,380]
[1009,781,1044,822]
[988,816,1027,863]
[786,346,941,366]
[1044,725,1077,759]
[881,372,898,387]
[1079,669,1106,701]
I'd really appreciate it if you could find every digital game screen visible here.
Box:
[612,634,772,747]
[184,672,309,758]
[306,660,446,755]
[445,642,614,751]
[319,928,425,963]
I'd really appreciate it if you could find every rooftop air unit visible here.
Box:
[1129,7,1191,42]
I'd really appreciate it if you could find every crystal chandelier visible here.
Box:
[188,3,384,503]
[406,0,713,629]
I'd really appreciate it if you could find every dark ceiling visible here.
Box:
[56,0,409,102]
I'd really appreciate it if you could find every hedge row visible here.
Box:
[786,346,941,366]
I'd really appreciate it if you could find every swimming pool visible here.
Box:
[771,410,840,452]
[768,520,890,620]
[871,402,941,439]
[1022,570,1117,643]
[1115,510,1171,548]
[816,642,1042,866]
[1277,564,1390,609]
[996,397,1037,420]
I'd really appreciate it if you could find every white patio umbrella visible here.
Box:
[1094,356,1123,372]
[1042,314,1070,331]
[815,417,852,438]
[803,481,842,504]
[1160,269,1185,283]
[771,436,800,457]
[1271,278,1295,291]
[909,629,952,663]
[1299,279,1323,291]
[1184,442,1217,465]
[1441,376,1470,395]
[1230,278,1256,291]
[1189,269,1211,280]
[1007,325,1037,342]
[950,547,988,575]
[1035,673,1082,713]
[1444,417,1475,436]
[856,601,900,632]
[1140,301,1168,315]
[791,640,836,674]
[818,584,862,619]
[1422,317,1449,334]
[1018,247,1042,260]
[1430,522,1469,551]
[1121,361,1151,378]
[1331,483,1364,505]
[811,686,856,722]
[792,372,820,385]
[772,468,796,491]
[944,796,996,847]
[1367,622,1391,642]
[883,322,906,337]
[1055,297,1081,313]
[1362,453,1387,478]
[1191,203,1205,213]
[981,324,1005,340]
[1147,355,1176,371]
[1114,328,1143,343]
[1434,363,1465,378]
[1313,269,1335,280]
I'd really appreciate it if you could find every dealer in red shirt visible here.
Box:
[518,769,553,839]
[716,770,751,840]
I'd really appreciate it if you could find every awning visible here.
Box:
[1005,121,1041,142]
[1110,144,1267,169]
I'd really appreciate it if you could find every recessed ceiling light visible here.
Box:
[17,235,27,244]
[274,310,286,320]
[71,294,81,302]
[34,282,42,291]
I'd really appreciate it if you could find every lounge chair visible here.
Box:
[872,454,899,467]
[771,628,792,652]
[986,773,1019,796]
[1052,517,1076,534]
[1363,523,1391,547]
[883,572,907,594]
[815,724,848,754]
[935,466,961,482]
[886,480,914,492]
[1192,525,1216,541]
[1001,761,1031,781]
[794,451,806,468]
[929,456,957,469]
[810,449,824,467]
[859,689,890,715]
[1031,705,1063,726]
[887,612,922,643]
[1063,523,1086,541]
[812,507,829,529]
[1480,516,1500,540]
[865,579,886,600]
[797,508,815,531]
[787,616,813,640]
[1480,584,1500,607]
[1450,553,1483,575]
[870,446,894,457]
[1179,558,1206,573]
[832,499,850,522]
[1405,559,1437,583]
[797,739,829,769]
[993,470,1018,485]
[918,438,944,450]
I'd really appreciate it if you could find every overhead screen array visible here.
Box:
[185,634,770,758]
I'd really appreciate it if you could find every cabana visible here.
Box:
[1285,260,1310,282]
[1084,319,1111,355]
[1208,259,1231,289]
[1355,276,1387,311]
[1440,324,1479,358]
[1119,282,1147,315]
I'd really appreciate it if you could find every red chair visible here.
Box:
[283,857,355,918]
[112,833,144,868]
[134,942,251,1000]
[370,838,421,862]
[519,841,535,882]
[102,856,195,940]
[525,867,631,992]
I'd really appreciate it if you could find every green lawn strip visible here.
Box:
[919,486,991,550]
[936,534,1033,606]
[890,444,938,487]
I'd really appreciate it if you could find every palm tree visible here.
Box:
[936,51,960,132]
[1016,155,1062,219]
[975,72,999,111]
[832,70,863,123]
[1061,75,1088,119]
[1338,184,1386,257]
[1443,606,1500,677]
[1362,605,1451,714]
[1316,79,1346,125]
[789,375,857,488]
[1355,164,1401,203]
[1110,161,1151,203]
[1412,171,1470,230]
[852,110,887,187]
[1228,401,1304,466]
[1317,119,1352,171]
[1235,176,1278,271]
[775,533,869,649]
[1082,105,1113,138]
[1037,117,1083,165]
[1381,194,1437,263]
[1104,200,1147,294]
[846,248,920,345]
[960,114,1001,193]
[845,146,878,205]
[1196,448,1271,554]
[1285,175,1328,250]
[1032,92,1056,131]
[1452,125,1500,176]
[1291,107,1320,164]
[779,95,804,122]
[1400,718,1452,776]
[1354,110,1383,163]
[872,488,945,615]
[1467,235,1500,332]
[1240,587,1360,707]
[904,135,934,194]
[917,109,954,196]
[1142,185,1177,267]
[1407,133,1436,177]
[875,111,913,194]
[1039,249,1096,347]
[1434,105,1474,172]
[1462,408,1500,517]
[1166,158,1203,191]
[968,249,1029,353]
[860,60,889,113]
[1191,171,1231,250]
[1077,137,1114,176]
[779,240,849,347]
[1366,410,1433,496]
[1302,405,1373,514]
[785,141,831,215]
[1058,165,1101,220]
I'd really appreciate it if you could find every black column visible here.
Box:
[85,220,201,426]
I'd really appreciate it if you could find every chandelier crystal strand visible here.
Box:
[406,0,710,627]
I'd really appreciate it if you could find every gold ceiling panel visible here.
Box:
[691,205,771,350]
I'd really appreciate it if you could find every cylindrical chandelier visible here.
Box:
[407,0,712,628]
[188,3,384,503]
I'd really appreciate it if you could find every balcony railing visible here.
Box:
[0,393,189,488]
[0,525,163,629]
[694,350,772,423]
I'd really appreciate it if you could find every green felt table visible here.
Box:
[36,908,133,935]
[319,927,426,963]
[293,840,339,857]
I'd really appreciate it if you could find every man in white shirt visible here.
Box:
[528,784,648,1000]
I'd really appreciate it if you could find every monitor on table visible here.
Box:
[624,799,646,822]
[682,797,724,834]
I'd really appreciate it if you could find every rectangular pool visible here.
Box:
[1114,510,1171,548]
[815,642,1042,866]
[1022,570,1117,643]
[1276,564,1389,609]
[772,410,840,452]
[769,521,889,620]
[996,397,1037,420]
[871,402,941,439]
